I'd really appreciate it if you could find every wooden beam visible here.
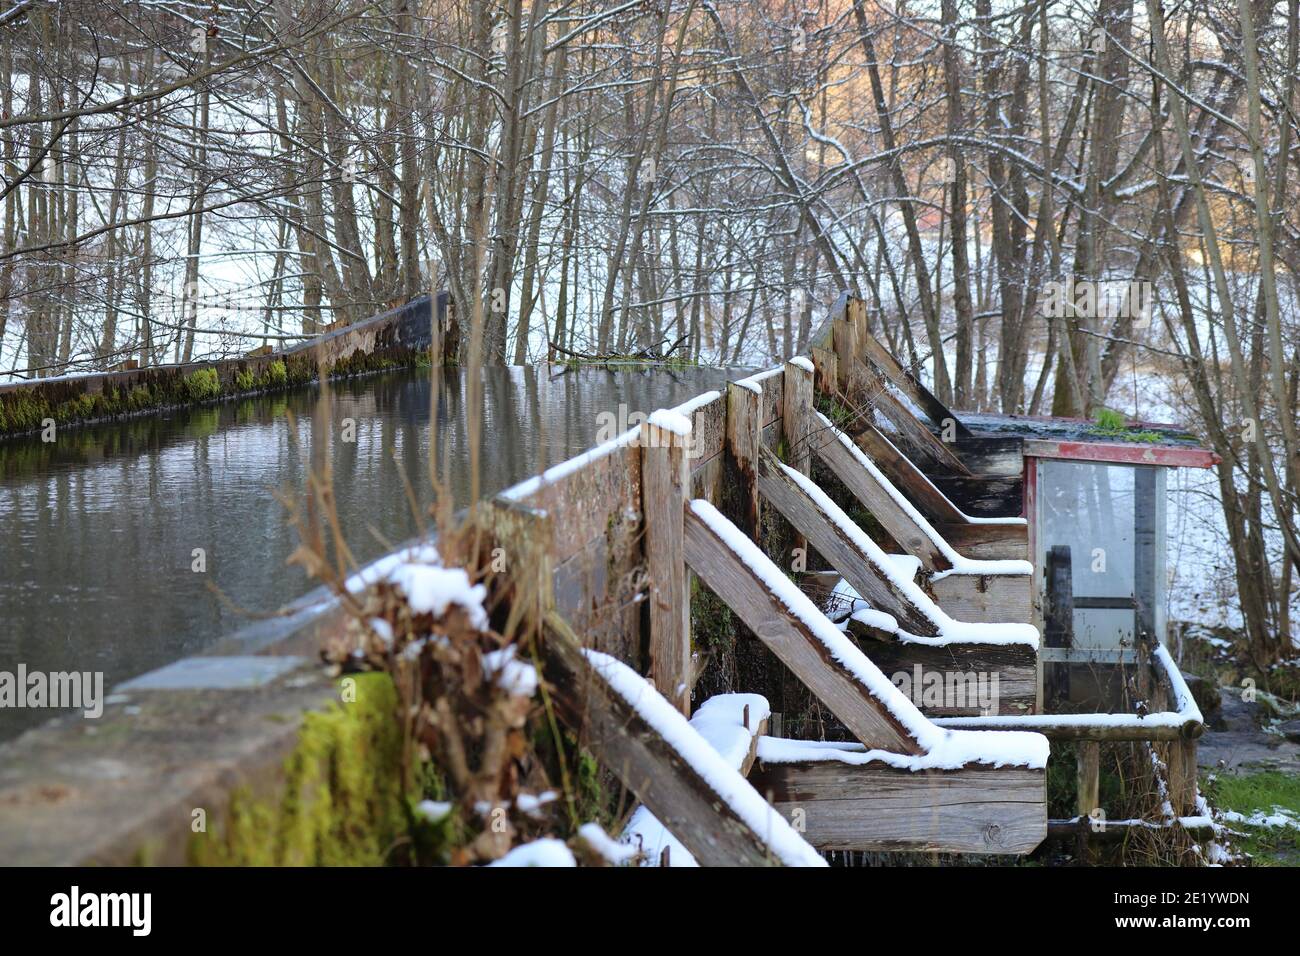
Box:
[930,717,1197,742]
[831,319,859,392]
[858,322,972,439]
[843,355,971,476]
[811,346,838,396]
[851,421,967,524]
[543,612,782,866]
[847,635,1038,716]
[1024,439,1219,469]
[931,573,1032,624]
[683,503,924,753]
[642,421,691,714]
[751,759,1046,854]
[808,420,950,572]
[1076,741,1100,819]
[754,445,940,637]
[783,360,815,559]
[1165,739,1199,817]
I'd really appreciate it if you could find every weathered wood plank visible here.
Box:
[809,420,951,573]
[642,422,691,714]
[811,346,838,396]
[683,503,923,753]
[859,324,972,439]
[842,355,971,476]
[751,759,1046,854]
[783,361,814,476]
[933,522,1029,560]
[726,382,762,540]
[931,475,1024,518]
[685,391,726,471]
[931,573,1032,624]
[543,612,781,866]
[846,635,1038,716]
[754,445,940,638]
[1076,741,1100,819]
[832,319,859,392]
[1165,738,1198,817]
[850,421,967,524]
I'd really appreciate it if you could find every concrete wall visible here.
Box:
[0,293,447,439]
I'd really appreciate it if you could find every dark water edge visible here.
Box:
[0,364,739,740]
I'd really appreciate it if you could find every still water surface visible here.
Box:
[0,365,736,739]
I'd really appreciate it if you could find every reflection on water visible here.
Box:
[0,365,737,739]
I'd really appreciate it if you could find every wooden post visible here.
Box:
[1076,740,1100,863]
[784,361,814,560]
[783,361,814,476]
[811,346,837,396]
[1165,738,1198,817]
[726,381,762,542]
[1076,741,1100,820]
[846,295,869,349]
[832,319,859,392]
[642,421,691,715]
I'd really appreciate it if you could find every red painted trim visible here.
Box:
[1023,439,1219,469]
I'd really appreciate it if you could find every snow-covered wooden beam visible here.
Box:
[809,412,1033,623]
[621,693,773,866]
[683,499,926,754]
[847,419,1029,562]
[835,349,971,476]
[543,612,824,867]
[935,647,1204,741]
[754,444,940,637]
[749,744,1047,855]
[857,308,973,441]
[809,418,953,573]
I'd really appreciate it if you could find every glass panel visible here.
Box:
[1038,460,1139,649]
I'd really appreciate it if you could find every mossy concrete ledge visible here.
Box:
[0,659,407,866]
[0,294,443,439]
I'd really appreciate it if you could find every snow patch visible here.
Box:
[487,838,576,867]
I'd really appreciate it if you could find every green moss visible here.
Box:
[263,359,288,388]
[1090,407,1164,443]
[233,368,256,392]
[189,673,410,866]
[183,368,221,402]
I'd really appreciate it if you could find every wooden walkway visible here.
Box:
[470,294,1207,864]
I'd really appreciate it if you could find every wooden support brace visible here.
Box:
[1076,740,1101,819]
[851,421,967,523]
[808,419,952,573]
[683,502,923,753]
[1165,738,1199,817]
[754,444,940,638]
[641,421,691,715]
[543,612,781,866]
[846,357,971,476]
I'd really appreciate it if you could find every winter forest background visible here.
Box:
[1,0,1297,662]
